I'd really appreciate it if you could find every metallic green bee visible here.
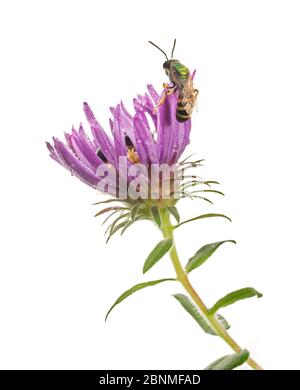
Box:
[149,39,198,122]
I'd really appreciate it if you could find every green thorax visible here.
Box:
[173,62,190,80]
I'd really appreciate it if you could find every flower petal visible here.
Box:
[83,102,117,165]
[147,84,159,105]
[70,127,102,170]
[53,138,100,188]
[133,113,159,164]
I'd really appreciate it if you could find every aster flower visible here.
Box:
[47,85,198,239]
[46,85,190,190]
[47,82,263,370]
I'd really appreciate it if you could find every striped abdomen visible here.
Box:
[176,95,191,122]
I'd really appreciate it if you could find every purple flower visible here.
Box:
[46,85,191,196]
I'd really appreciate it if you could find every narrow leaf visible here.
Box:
[217,314,230,330]
[130,204,141,221]
[102,209,123,225]
[173,294,216,335]
[150,206,161,228]
[105,212,129,236]
[94,206,127,217]
[93,198,129,206]
[174,213,231,229]
[205,350,249,370]
[179,153,196,165]
[143,239,173,274]
[185,240,236,273]
[167,206,180,223]
[121,220,134,235]
[209,287,263,314]
[105,278,175,321]
[190,189,225,196]
[106,216,130,243]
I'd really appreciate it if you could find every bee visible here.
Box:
[149,39,198,122]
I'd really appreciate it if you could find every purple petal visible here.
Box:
[83,102,117,165]
[133,113,159,164]
[70,128,102,170]
[156,91,192,164]
[46,141,61,164]
[156,92,177,163]
[147,84,159,105]
[53,138,100,188]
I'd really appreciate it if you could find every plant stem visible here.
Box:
[159,208,263,370]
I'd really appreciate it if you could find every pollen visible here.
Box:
[127,148,140,164]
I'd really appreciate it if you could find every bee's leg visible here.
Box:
[153,86,178,113]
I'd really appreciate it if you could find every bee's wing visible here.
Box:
[181,77,197,115]
[170,66,183,87]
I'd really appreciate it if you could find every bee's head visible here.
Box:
[163,60,171,74]
[149,39,177,74]
[163,59,177,76]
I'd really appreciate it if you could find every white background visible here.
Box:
[0,0,299,370]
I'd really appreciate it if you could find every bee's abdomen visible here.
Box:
[176,99,191,122]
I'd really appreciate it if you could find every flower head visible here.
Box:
[46,85,191,194]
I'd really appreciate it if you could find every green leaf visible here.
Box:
[106,214,130,243]
[106,220,129,243]
[204,350,249,370]
[121,220,134,235]
[174,213,231,229]
[173,294,216,335]
[190,189,225,196]
[185,240,236,273]
[143,239,173,274]
[180,193,214,204]
[130,204,141,221]
[150,206,161,228]
[102,209,124,226]
[94,206,127,217]
[93,198,129,206]
[216,314,230,330]
[167,206,180,223]
[209,288,263,315]
[105,212,129,235]
[105,278,175,321]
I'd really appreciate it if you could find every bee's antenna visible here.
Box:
[171,38,176,58]
[148,41,168,61]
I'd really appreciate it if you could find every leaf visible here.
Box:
[93,198,129,206]
[105,212,129,236]
[102,209,123,225]
[105,278,175,321]
[204,180,220,186]
[185,240,236,273]
[150,206,161,228]
[143,239,173,274]
[204,350,249,370]
[121,220,134,235]
[130,204,141,221]
[167,206,180,223]
[209,288,263,315]
[106,215,130,243]
[217,314,230,330]
[94,206,127,217]
[179,153,196,165]
[173,294,216,335]
[180,193,214,204]
[174,213,231,229]
[190,189,225,196]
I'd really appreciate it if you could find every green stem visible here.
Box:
[159,208,263,370]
